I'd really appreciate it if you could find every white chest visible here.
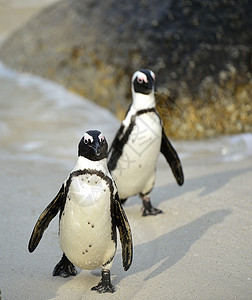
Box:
[112,112,162,198]
[126,112,161,159]
[59,172,116,270]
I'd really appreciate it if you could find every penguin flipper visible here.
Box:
[28,184,65,253]
[115,195,133,271]
[107,124,125,171]
[160,128,184,186]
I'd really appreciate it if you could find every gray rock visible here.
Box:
[0,0,251,138]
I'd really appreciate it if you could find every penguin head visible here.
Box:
[132,69,156,95]
[78,130,108,161]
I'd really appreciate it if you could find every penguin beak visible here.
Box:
[144,79,155,94]
[143,80,153,92]
[95,148,101,156]
[90,141,101,157]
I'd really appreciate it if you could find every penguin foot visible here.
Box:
[53,254,77,278]
[91,269,115,293]
[142,206,163,216]
[142,197,162,216]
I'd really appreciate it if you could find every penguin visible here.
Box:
[28,130,133,293]
[108,69,184,216]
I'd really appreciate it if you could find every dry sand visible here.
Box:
[1,155,252,300]
[0,1,252,299]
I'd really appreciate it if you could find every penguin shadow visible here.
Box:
[113,208,231,283]
[152,165,252,207]
[92,166,249,288]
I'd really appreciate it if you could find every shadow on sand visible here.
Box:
[114,209,231,283]
[112,166,250,282]
[127,165,252,209]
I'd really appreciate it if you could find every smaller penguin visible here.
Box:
[28,130,133,293]
[108,70,184,216]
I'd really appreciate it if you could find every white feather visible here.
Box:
[60,157,116,270]
[112,90,162,199]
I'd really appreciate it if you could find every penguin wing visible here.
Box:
[160,128,184,185]
[108,118,136,171]
[107,124,125,171]
[28,184,65,253]
[115,194,133,271]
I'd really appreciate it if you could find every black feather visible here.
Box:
[115,194,133,271]
[160,128,184,185]
[28,185,65,253]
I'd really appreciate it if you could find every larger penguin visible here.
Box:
[28,130,133,293]
[108,69,184,216]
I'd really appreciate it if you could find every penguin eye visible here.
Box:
[98,134,105,143]
[83,132,94,145]
[83,137,92,144]
[137,73,148,84]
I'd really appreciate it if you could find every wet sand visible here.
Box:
[0,1,252,299]
[0,0,60,43]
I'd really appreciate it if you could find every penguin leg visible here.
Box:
[52,253,77,278]
[91,265,115,293]
[141,193,162,216]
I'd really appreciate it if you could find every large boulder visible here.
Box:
[0,0,251,139]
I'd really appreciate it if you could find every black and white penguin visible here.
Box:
[28,130,133,293]
[108,70,184,216]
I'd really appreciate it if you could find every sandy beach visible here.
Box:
[1,151,252,300]
[0,1,252,299]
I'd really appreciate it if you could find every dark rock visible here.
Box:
[0,0,251,139]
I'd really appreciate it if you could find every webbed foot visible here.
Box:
[91,269,115,293]
[53,253,77,277]
[142,195,162,216]
[142,206,163,216]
